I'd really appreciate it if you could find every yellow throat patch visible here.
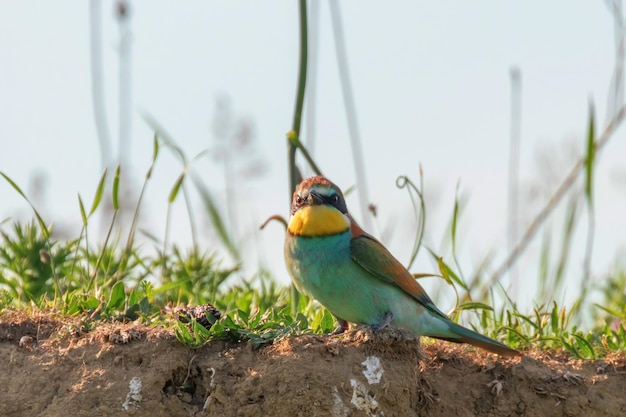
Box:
[288,205,350,237]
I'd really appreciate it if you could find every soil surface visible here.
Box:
[1,311,625,417]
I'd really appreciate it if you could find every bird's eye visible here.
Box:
[295,195,303,206]
[331,194,339,205]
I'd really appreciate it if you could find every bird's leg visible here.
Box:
[331,318,350,335]
[370,310,393,331]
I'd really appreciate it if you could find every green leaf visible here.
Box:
[146,134,160,179]
[451,180,461,250]
[152,133,160,162]
[321,309,335,332]
[152,278,191,295]
[1,171,40,206]
[192,320,210,345]
[594,304,626,319]
[127,289,139,306]
[125,304,140,320]
[168,172,185,203]
[139,296,150,313]
[571,333,595,359]
[435,256,452,286]
[209,320,225,337]
[34,213,49,240]
[78,194,88,226]
[194,179,240,261]
[142,113,187,163]
[112,165,121,211]
[457,302,494,312]
[513,312,540,330]
[90,169,108,216]
[1,171,27,198]
[107,281,126,311]
[174,321,194,346]
[236,308,250,326]
[82,296,101,310]
[311,308,329,333]
[502,326,530,344]
[550,302,560,333]
[584,100,595,205]
[427,249,467,290]
[0,172,50,239]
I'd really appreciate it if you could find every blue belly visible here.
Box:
[284,232,393,324]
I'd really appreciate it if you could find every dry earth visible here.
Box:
[1,311,625,417]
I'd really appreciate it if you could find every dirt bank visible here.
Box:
[1,311,625,416]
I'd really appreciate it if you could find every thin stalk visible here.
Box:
[89,0,112,170]
[508,68,522,292]
[289,0,309,192]
[304,0,320,162]
[116,1,132,168]
[288,0,309,316]
[288,134,323,176]
[328,1,371,230]
[605,0,625,125]
[183,183,199,248]
[580,101,597,317]
[395,173,425,270]
[581,210,595,303]
[90,210,118,296]
[124,136,159,252]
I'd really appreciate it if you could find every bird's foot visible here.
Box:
[331,318,350,335]
[370,310,393,331]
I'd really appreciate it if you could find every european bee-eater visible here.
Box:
[284,176,520,356]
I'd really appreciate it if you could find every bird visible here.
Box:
[284,175,520,356]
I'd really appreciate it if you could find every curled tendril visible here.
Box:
[260,214,288,230]
[395,175,409,189]
[395,169,426,270]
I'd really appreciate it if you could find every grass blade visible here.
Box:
[194,178,240,261]
[168,172,185,204]
[451,181,460,251]
[0,172,50,240]
[584,99,596,204]
[112,165,121,211]
[90,168,108,216]
[457,302,494,312]
[152,133,159,163]
[427,248,468,290]
[1,172,27,199]
[78,194,88,226]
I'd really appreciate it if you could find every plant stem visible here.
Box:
[329,1,371,230]
[89,0,112,171]
[288,0,309,316]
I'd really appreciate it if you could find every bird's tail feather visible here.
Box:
[432,320,521,357]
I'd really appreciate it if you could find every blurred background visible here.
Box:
[1,1,625,314]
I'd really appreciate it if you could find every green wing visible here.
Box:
[348,220,448,319]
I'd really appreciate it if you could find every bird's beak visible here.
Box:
[308,190,325,205]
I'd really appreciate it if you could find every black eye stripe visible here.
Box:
[304,188,348,214]
[323,194,337,205]
[324,193,347,214]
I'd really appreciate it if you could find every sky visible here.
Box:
[1,1,625,312]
